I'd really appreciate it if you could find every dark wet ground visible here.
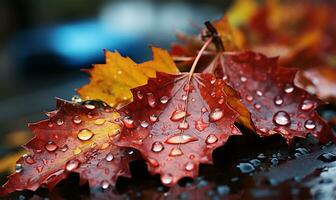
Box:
[2,105,336,200]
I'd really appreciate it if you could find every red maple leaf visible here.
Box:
[116,71,241,186]
[0,99,136,195]
[202,51,334,144]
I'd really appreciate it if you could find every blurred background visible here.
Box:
[0,0,233,160]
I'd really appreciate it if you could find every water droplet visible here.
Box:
[148,157,159,167]
[237,163,255,174]
[256,90,263,97]
[284,84,294,93]
[254,103,261,110]
[182,95,187,100]
[185,162,195,171]
[178,121,189,130]
[45,141,58,152]
[160,96,169,104]
[300,100,314,111]
[101,142,110,149]
[209,108,223,122]
[77,129,94,141]
[170,110,187,121]
[72,115,82,124]
[123,117,135,128]
[61,145,68,152]
[270,158,279,166]
[318,153,336,162]
[184,84,194,92]
[152,141,164,152]
[147,93,156,108]
[137,91,143,99]
[105,153,114,162]
[141,121,149,128]
[36,165,43,173]
[210,79,216,84]
[149,114,158,122]
[274,96,283,106]
[201,107,208,113]
[161,174,173,185]
[304,120,316,130]
[195,120,209,131]
[206,134,218,144]
[169,147,183,156]
[24,155,35,164]
[249,159,261,167]
[72,95,82,103]
[56,119,64,126]
[246,95,253,102]
[273,111,291,126]
[101,180,109,189]
[165,135,198,144]
[240,76,247,82]
[85,104,95,110]
[218,97,224,105]
[94,118,106,125]
[74,147,82,155]
[15,164,23,173]
[66,159,80,171]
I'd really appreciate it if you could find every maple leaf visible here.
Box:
[202,51,335,144]
[0,99,136,196]
[78,47,179,108]
[117,72,241,186]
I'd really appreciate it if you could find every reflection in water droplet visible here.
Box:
[300,100,314,111]
[45,141,58,152]
[274,96,283,106]
[210,79,216,84]
[85,104,95,110]
[273,111,291,126]
[77,129,94,141]
[101,180,109,189]
[165,135,198,144]
[161,174,173,185]
[137,91,143,99]
[209,108,223,122]
[246,95,253,102]
[170,110,187,121]
[147,93,156,108]
[304,120,316,130]
[15,164,23,173]
[182,95,187,100]
[284,84,294,93]
[123,117,135,128]
[141,121,149,128]
[160,96,169,104]
[94,118,106,125]
[256,90,263,97]
[240,76,247,82]
[25,155,36,164]
[152,141,164,152]
[73,115,82,124]
[254,104,261,110]
[61,145,68,152]
[66,159,80,171]
[178,121,189,130]
[106,153,114,162]
[57,119,64,126]
[185,162,195,171]
[206,134,218,144]
[169,147,183,156]
[150,114,158,122]
[201,107,208,113]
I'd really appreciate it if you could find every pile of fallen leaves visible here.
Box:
[1,0,336,197]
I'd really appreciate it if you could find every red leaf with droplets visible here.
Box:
[117,72,241,186]
[0,99,136,196]
[203,51,335,144]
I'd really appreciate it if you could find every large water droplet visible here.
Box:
[105,153,114,162]
[178,121,189,130]
[45,141,58,152]
[304,120,316,130]
[273,111,291,126]
[15,164,23,173]
[284,84,294,93]
[237,163,255,174]
[141,121,149,128]
[274,96,283,106]
[209,108,223,122]
[300,100,314,111]
[170,110,187,121]
[165,135,198,144]
[147,93,156,108]
[160,96,169,104]
[101,180,109,189]
[195,120,209,132]
[161,174,173,185]
[318,153,336,162]
[77,129,94,141]
[206,134,218,144]
[152,141,164,152]
[72,115,82,124]
[185,162,195,171]
[169,147,183,156]
[66,159,80,171]
[123,117,135,128]
[149,114,158,122]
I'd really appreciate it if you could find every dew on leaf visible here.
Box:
[160,96,169,104]
[256,90,263,97]
[85,104,95,110]
[24,155,35,165]
[304,120,316,130]
[123,117,135,128]
[152,141,164,152]
[195,120,209,132]
[240,76,247,82]
[105,153,114,162]
[147,93,156,108]
[206,134,218,144]
[300,99,314,111]
[45,141,58,152]
[137,91,143,99]
[77,129,94,141]
[141,121,149,128]
[72,115,82,124]
[209,108,223,122]
[274,96,283,106]
[161,174,173,185]
[169,147,183,156]
[148,157,159,167]
[185,162,195,171]
[237,163,255,174]
[56,119,64,126]
[178,121,189,130]
[101,180,109,189]
[94,118,106,125]
[15,164,23,173]
[165,135,198,144]
[318,153,336,162]
[273,111,291,126]
[284,84,294,93]
[170,110,187,121]
[66,159,80,171]
[150,114,158,122]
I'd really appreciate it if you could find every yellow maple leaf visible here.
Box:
[78,47,179,107]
